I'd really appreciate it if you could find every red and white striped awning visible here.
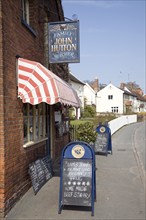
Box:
[18,58,80,107]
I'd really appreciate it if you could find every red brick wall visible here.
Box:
[0,0,5,216]
[54,134,70,159]
[0,0,68,217]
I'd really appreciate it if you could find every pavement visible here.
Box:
[5,123,146,220]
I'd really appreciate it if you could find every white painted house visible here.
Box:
[69,72,97,118]
[96,83,124,114]
[69,71,85,108]
[69,71,85,118]
[84,83,96,106]
[121,87,138,113]
[69,72,96,108]
[96,83,146,114]
[69,72,146,116]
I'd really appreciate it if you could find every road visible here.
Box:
[112,121,146,186]
[134,121,146,171]
[5,121,146,220]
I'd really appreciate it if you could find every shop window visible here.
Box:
[108,95,113,100]
[23,103,48,146]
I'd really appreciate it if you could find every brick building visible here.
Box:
[0,0,80,217]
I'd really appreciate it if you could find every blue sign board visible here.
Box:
[58,141,96,216]
[94,124,112,155]
[48,21,80,63]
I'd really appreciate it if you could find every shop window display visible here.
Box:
[23,103,48,146]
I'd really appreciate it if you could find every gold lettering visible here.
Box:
[51,43,77,52]
[71,44,76,50]
[54,37,73,45]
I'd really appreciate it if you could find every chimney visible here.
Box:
[120,83,125,89]
[92,78,99,92]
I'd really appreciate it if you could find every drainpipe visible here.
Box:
[44,21,54,158]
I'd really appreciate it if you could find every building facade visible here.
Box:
[0,0,80,217]
[96,83,146,114]
[84,83,96,106]
[69,71,85,109]
[96,83,124,114]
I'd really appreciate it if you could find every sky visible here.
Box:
[62,0,146,93]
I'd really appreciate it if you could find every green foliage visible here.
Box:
[96,114,116,124]
[69,107,76,120]
[82,105,96,118]
[76,122,97,144]
[70,113,116,127]
[70,119,88,126]
[70,113,117,143]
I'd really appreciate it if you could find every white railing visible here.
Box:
[109,115,137,135]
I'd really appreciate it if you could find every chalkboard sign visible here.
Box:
[59,141,95,216]
[94,124,112,155]
[94,133,108,154]
[62,159,92,207]
[41,156,53,181]
[29,156,52,194]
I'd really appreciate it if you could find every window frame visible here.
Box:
[21,0,37,36]
[111,106,119,113]
[22,0,30,24]
[108,95,113,100]
[23,103,48,148]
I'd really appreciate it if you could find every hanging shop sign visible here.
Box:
[48,21,80,63]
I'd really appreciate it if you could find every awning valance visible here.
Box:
[18,58,80,107]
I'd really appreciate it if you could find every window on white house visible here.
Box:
[111,107,119,113]
[23,103,48,145]
[108,95,113,100]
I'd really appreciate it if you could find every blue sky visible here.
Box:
[62,0,145,93]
